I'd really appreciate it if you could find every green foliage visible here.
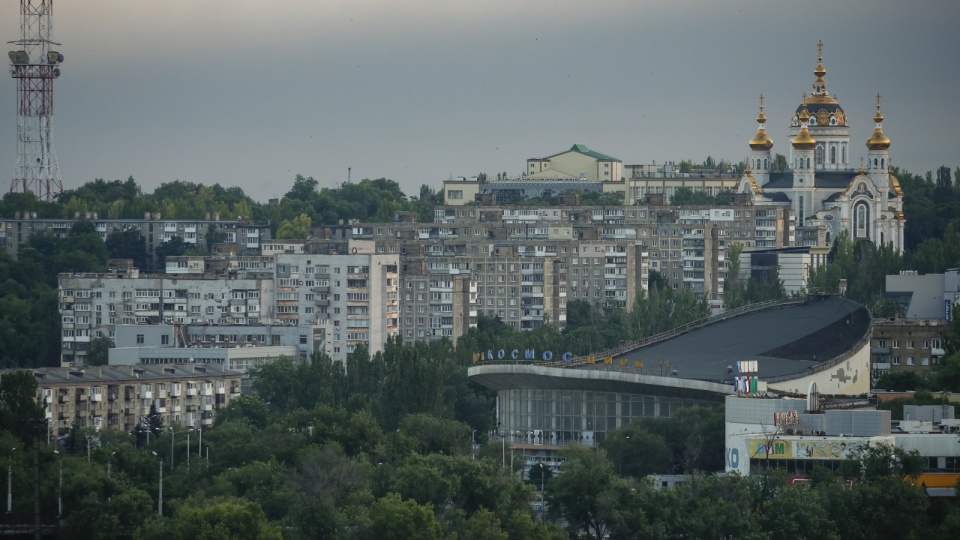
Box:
[626,281,709,340]
[154,235,191,267]
[105,226,149,269]
[772,153,788,172]
[545,445,624,540]
[807,229,904,315]
[359,493,451,540]
[87,335,114,366]
[0,370,45,442]
[669,187,733,205]
[136,496,283,540]
[275,213,312,239]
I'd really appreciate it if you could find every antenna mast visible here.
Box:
[7,0,64,201]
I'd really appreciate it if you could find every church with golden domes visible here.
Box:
[737,41,905,253]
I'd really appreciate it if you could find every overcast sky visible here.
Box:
[2,0,958,203]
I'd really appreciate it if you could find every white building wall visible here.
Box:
[767,344,871,396]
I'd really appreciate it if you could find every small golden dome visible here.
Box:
[792,100,816,149]
[867,129,890,150]
[866,93,891,150]
[793,127,816,150]
[750,130,773,150]
[749,95,773,150]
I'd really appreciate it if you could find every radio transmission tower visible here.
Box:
[7,0,64,201]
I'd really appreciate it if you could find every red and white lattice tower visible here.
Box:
[7,0,64,201]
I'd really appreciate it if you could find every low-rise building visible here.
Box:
[725,396,960,496]
[10,363,242,437]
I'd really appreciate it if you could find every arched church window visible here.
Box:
[764,158,768,169]
[842,145,846,163]
[807,158,811,169]
[874,158,878,167]
[881,158,885,168]
[830,146,837,164]
[855,203,869,240]
[816,146,824,164]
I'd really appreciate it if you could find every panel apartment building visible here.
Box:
[312,199,791,344]
[58,243,399,366]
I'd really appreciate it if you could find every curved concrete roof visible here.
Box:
[468,363,731,401]
[468,295,870,396]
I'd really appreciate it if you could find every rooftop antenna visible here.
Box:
[7,0,65,201]
[347,167,351,184]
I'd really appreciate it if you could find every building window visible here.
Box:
[136,334,144,344]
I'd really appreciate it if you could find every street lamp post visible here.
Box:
[186,431,191,472]
[170,427,175,470]
[7,447,15,514]
[151,452,163,516]
[54,451,62,518]
[537,463,545,522]
[471,430,476,460]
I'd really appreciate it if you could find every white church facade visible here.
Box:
[737,42,905,252]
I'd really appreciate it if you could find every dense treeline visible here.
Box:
[5,365,960,539]
[543,442,960,540]
[0,175,443,234]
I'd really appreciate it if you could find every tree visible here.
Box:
[602,427,672,477]
[285,174,319,201]
[724,242,746,309]
[134,404,164,446]
[546,445,623,539]
[136,496,283,540]
[275,213,311,239]
[105,227,149,269]
[772,153,788,172]
[154,235,190,268]
[0,369,45,442]
[359,493,451,540]
[87,336,114,366]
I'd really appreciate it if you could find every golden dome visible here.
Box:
[866,93,891,150]
[749,95,774,150]
[792,101,816,149]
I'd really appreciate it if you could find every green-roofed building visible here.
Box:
[526,144,622,182]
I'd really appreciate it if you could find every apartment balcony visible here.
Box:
[932,347,946,357]
[187,388,198,396]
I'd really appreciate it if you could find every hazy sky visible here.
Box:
[2,0,958,203]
